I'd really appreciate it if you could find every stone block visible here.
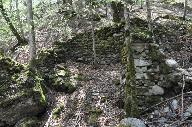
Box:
[136,73,149,80]
[134,59,151,67]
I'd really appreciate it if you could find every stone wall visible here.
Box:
[131,42,179,109]
[39,17,185,112]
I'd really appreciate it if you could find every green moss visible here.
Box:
[121,47,127,64]
[100,96,107,103]
[87,107,102,125]
[131,17,148,28]
[52,104,64,119]
[15,117,41,127]
[56,69,69,77]
[0,57,24,74]
[148,44,165,62]
[74,73,87,81]
[36,49,57,69]
[132,27,152,43]
[33,76,46,106]
[50,66,76,93]
[52,76,75,93]
[0,92,28,108]
[144,96,162,107]
[159,63,171,74]
[123,36,138,117]
[161,0,175,4]
[113,79,120,86]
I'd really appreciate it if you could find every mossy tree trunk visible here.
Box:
[124,4,138,117]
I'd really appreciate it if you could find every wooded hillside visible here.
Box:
[0,0,192,127]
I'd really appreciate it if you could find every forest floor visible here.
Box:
[43,60,124,127]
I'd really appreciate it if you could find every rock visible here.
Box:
[50,65,77,93]
[188,68,192,72]
[158,117,167,125]
[119,118,146,127]
[186,104,192,114]
[171,99,178,110]
[184,112,191,118]
[77,57,84,62]
[154,110,160,116]
[176,68,188,75]
[135,66,147,73]
[148,85,164,95]
[165,59,178,69]
[134,59,151,67]
[0,57,46,126]
[136,73,149,80]
[163,107,170,113]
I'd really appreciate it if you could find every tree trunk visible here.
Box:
[16,0,24,38]
[124,4,138,117]
[0,0,27,51]
[27,0,36,68]
[90,7,96,66]
[9,0,12,12]
[146,0,156,43]
[146,0,152,31]
[63,0,72,5]
[111,1,124,23]
[140,0,143,9]
[183,0,188,20]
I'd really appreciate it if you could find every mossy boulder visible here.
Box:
[50,65,76,93]
[0,57,46,126]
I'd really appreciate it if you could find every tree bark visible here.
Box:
[16,0,24,38]
[27,0,36,68]
[124,4,138,117]
[146,0,152,31]
[146,0,156,43]
[9,0,12,12]
[111,1,124,23]
[0,0,27,51]
[183,0,188,20]
[90,6,96,66]
[140,0,143,9]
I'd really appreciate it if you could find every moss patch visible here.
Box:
[15,117,41,127]
[50,65,76,93]
[0,56,46,126]
[52,104,64,119]
[87,107,102,126]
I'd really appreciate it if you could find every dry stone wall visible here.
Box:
[130,41,181,109]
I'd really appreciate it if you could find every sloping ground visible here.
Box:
[36,17,150,127]
[6,3,192,126]
[37,14,192,126]
[0,55,46,127]
[141,92,192,127]
[43,61,124,127]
